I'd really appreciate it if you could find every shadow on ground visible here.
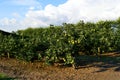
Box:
[74,52,120,72]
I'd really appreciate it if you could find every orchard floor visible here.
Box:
[0,52,120,80]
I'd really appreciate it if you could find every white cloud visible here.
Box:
[0,18,20,31]
[1,0,120,32]
[24,0,120,26]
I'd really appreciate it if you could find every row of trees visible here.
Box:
[0,19,120,65]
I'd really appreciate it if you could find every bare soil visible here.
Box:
[0,53,120,80]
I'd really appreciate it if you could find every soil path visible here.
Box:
[0,54,120,80]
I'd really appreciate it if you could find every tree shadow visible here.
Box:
[95,68,108,72]
[74,53,120,72]
[114,67,120,71]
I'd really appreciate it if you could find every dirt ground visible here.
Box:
[0,53,120,80]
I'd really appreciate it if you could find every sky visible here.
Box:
[0,0,120,32]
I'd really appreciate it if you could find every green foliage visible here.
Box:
[0,18,120,65]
